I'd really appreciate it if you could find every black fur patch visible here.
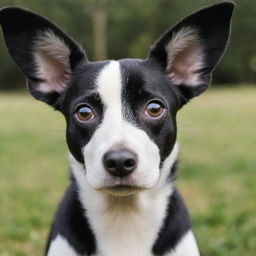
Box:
[61,61,110,163]
[45,183,96,255]
[152,188,191,255]
[120,59,180,162]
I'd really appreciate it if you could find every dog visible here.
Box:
[0,2,234,255]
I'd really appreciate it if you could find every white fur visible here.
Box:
[166,27,203,86]
[83,61,161,191]
[70,142,179,256]
[165,230,200,256]
[34,30,71,93]
[47,234,79,256]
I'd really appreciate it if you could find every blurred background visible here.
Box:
[0,0,256,87]
[0,0,255,256]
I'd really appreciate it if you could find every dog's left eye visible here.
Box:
[76,105,95,122]
[145,101,165,118]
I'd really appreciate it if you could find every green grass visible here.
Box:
[0,87,255,256]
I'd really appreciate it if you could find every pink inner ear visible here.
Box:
[166,43,203,86]
[33,31,71,93]
[165,27,204,86]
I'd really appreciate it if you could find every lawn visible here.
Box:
[0,87,255,256]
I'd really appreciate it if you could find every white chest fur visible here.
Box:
[48,144,200,256]
[87,190,172,256]
[70,144,180,256]
[47,229,200,256]
[68,143,199,256]
[71,155,173,256]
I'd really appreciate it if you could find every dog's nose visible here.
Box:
[103,149,137,177]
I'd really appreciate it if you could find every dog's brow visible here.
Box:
[71,90,101,104]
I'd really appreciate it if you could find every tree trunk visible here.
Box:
[92,0,108,60]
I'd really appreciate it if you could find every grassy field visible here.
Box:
[0,87,255,256]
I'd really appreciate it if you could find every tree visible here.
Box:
[91,0,108,60]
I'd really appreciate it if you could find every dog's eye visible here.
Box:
[76,105,95,121]
[145,101,165,118]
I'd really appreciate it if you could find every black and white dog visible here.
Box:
[0,2,234,255]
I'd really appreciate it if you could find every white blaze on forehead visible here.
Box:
[97,60,122,124]
[97,61,122,105]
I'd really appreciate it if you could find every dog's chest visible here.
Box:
[92,216,154,256]
[92,211,156,255]
[83,190,171,256]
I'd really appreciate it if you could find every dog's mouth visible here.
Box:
[100,185,145,197]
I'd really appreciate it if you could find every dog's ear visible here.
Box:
[0,7,86,107]
[148,2,234,104]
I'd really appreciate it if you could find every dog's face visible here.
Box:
[63,59,179,193]
[0,3,234,195]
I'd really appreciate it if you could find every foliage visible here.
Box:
[0,87,255,255]
[0,0,255,86]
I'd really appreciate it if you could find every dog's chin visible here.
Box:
[100,185,145,197]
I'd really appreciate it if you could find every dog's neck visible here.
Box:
[69,143,179,256]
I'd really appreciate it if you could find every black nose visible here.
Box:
[103,149,137,177]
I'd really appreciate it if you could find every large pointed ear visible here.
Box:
[148,2,234,104]
[0,7,86,107]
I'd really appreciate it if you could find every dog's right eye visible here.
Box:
[75,105,95,122]
[145,101,165,119]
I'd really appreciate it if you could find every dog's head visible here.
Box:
[0,3,234,196]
